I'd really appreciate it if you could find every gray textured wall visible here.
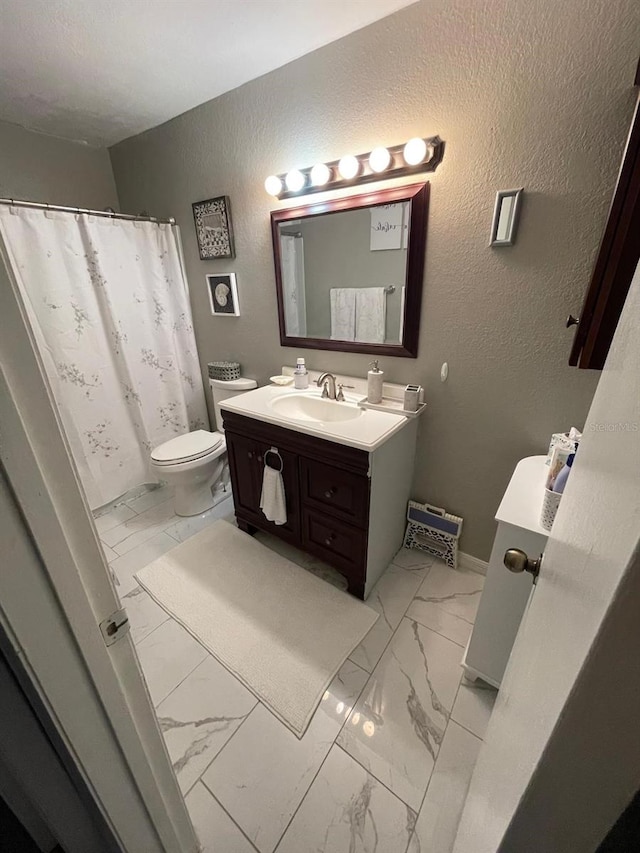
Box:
[0,120,118,209]
[297,207,406,341]
[110,0,639,559]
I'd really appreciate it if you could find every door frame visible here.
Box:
[0,241,198,852]
[0,620,115,853]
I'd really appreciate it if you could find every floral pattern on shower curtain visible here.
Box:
[0,206,209,510]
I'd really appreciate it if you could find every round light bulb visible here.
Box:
[285,169,305,193]
[403,137,428,166]
[310,163,331,187]
[369,146,391,173]
[338,155,360,180]
[264,175,283,196]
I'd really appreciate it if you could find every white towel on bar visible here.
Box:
[260,464,287,526]
[330,288,356,340]
[355,287,386,343]
[398,285,406,343]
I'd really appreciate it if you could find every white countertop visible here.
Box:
[219,384,410,452]
[495,455,549,536]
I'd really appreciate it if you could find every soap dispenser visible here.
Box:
[367,360,384,404]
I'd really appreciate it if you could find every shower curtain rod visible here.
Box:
[0,197,176,225]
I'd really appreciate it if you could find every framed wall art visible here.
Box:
[192,195,235,259]
[206,273,240,317]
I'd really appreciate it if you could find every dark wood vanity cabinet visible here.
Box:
[223,411,370,598]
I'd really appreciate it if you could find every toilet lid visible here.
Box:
[151,429,223,465]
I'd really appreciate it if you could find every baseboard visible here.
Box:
[459,551,488,576]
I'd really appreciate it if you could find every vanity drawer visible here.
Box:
[302,508,367,582]
[301,458,369,527]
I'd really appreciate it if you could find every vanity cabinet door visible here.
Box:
[225,431,263,522]
[255,442,300,539]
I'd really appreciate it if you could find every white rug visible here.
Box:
[135,520,377,737]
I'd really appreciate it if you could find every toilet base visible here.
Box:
[150,441,227,518]
[173,481,217,516]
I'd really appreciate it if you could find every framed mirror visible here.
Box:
[271,182,429,358]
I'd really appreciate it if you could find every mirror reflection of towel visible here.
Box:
[355,287,386,343]
[330,288,356,340]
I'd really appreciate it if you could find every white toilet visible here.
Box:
[150,376,257,517]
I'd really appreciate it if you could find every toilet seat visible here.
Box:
[151,429,224,466]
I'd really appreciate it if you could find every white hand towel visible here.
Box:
[260,465,287,526]
[330,288,356,340]
[355,287,386,343]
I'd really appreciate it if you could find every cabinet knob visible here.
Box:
[325,533,336,545]
[247,451,253,459]
[566,314,580,328]
[324,487,337,499]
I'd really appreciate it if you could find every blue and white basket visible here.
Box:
[403,500,463,570]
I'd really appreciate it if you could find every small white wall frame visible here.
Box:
[206,272,240,316]
[490,188,523,247]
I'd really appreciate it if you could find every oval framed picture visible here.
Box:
[206,273,240,317]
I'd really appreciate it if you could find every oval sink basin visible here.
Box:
[270,392,364,424]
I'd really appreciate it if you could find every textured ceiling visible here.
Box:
[0,0,417,146]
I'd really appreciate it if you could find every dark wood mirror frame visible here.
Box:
[270,182,429,358]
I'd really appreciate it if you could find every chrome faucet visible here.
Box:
[317,372,337,400]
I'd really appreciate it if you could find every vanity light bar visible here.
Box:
[265,136,444,199]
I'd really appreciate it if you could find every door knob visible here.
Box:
[504,548,541,580]
[566,314,580,328]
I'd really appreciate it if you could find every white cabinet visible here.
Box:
[462,456,549,687]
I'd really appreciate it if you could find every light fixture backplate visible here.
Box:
[273,136,444,199]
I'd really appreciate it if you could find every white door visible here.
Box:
[0,238,198,850]
[455,263,640,852]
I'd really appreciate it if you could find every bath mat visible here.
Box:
[135,520,377,737]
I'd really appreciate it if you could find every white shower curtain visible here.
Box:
[280,234,307,336]
[0,206,209,510]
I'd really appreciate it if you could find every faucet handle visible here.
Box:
[336,383,354,402]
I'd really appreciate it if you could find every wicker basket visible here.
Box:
[540,488,562,531]
[208,361,241,381]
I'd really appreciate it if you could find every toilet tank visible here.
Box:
[209,377,257,431]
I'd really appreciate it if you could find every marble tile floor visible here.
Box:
[94,484,496,853]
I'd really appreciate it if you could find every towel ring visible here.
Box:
[263,447,284,473]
